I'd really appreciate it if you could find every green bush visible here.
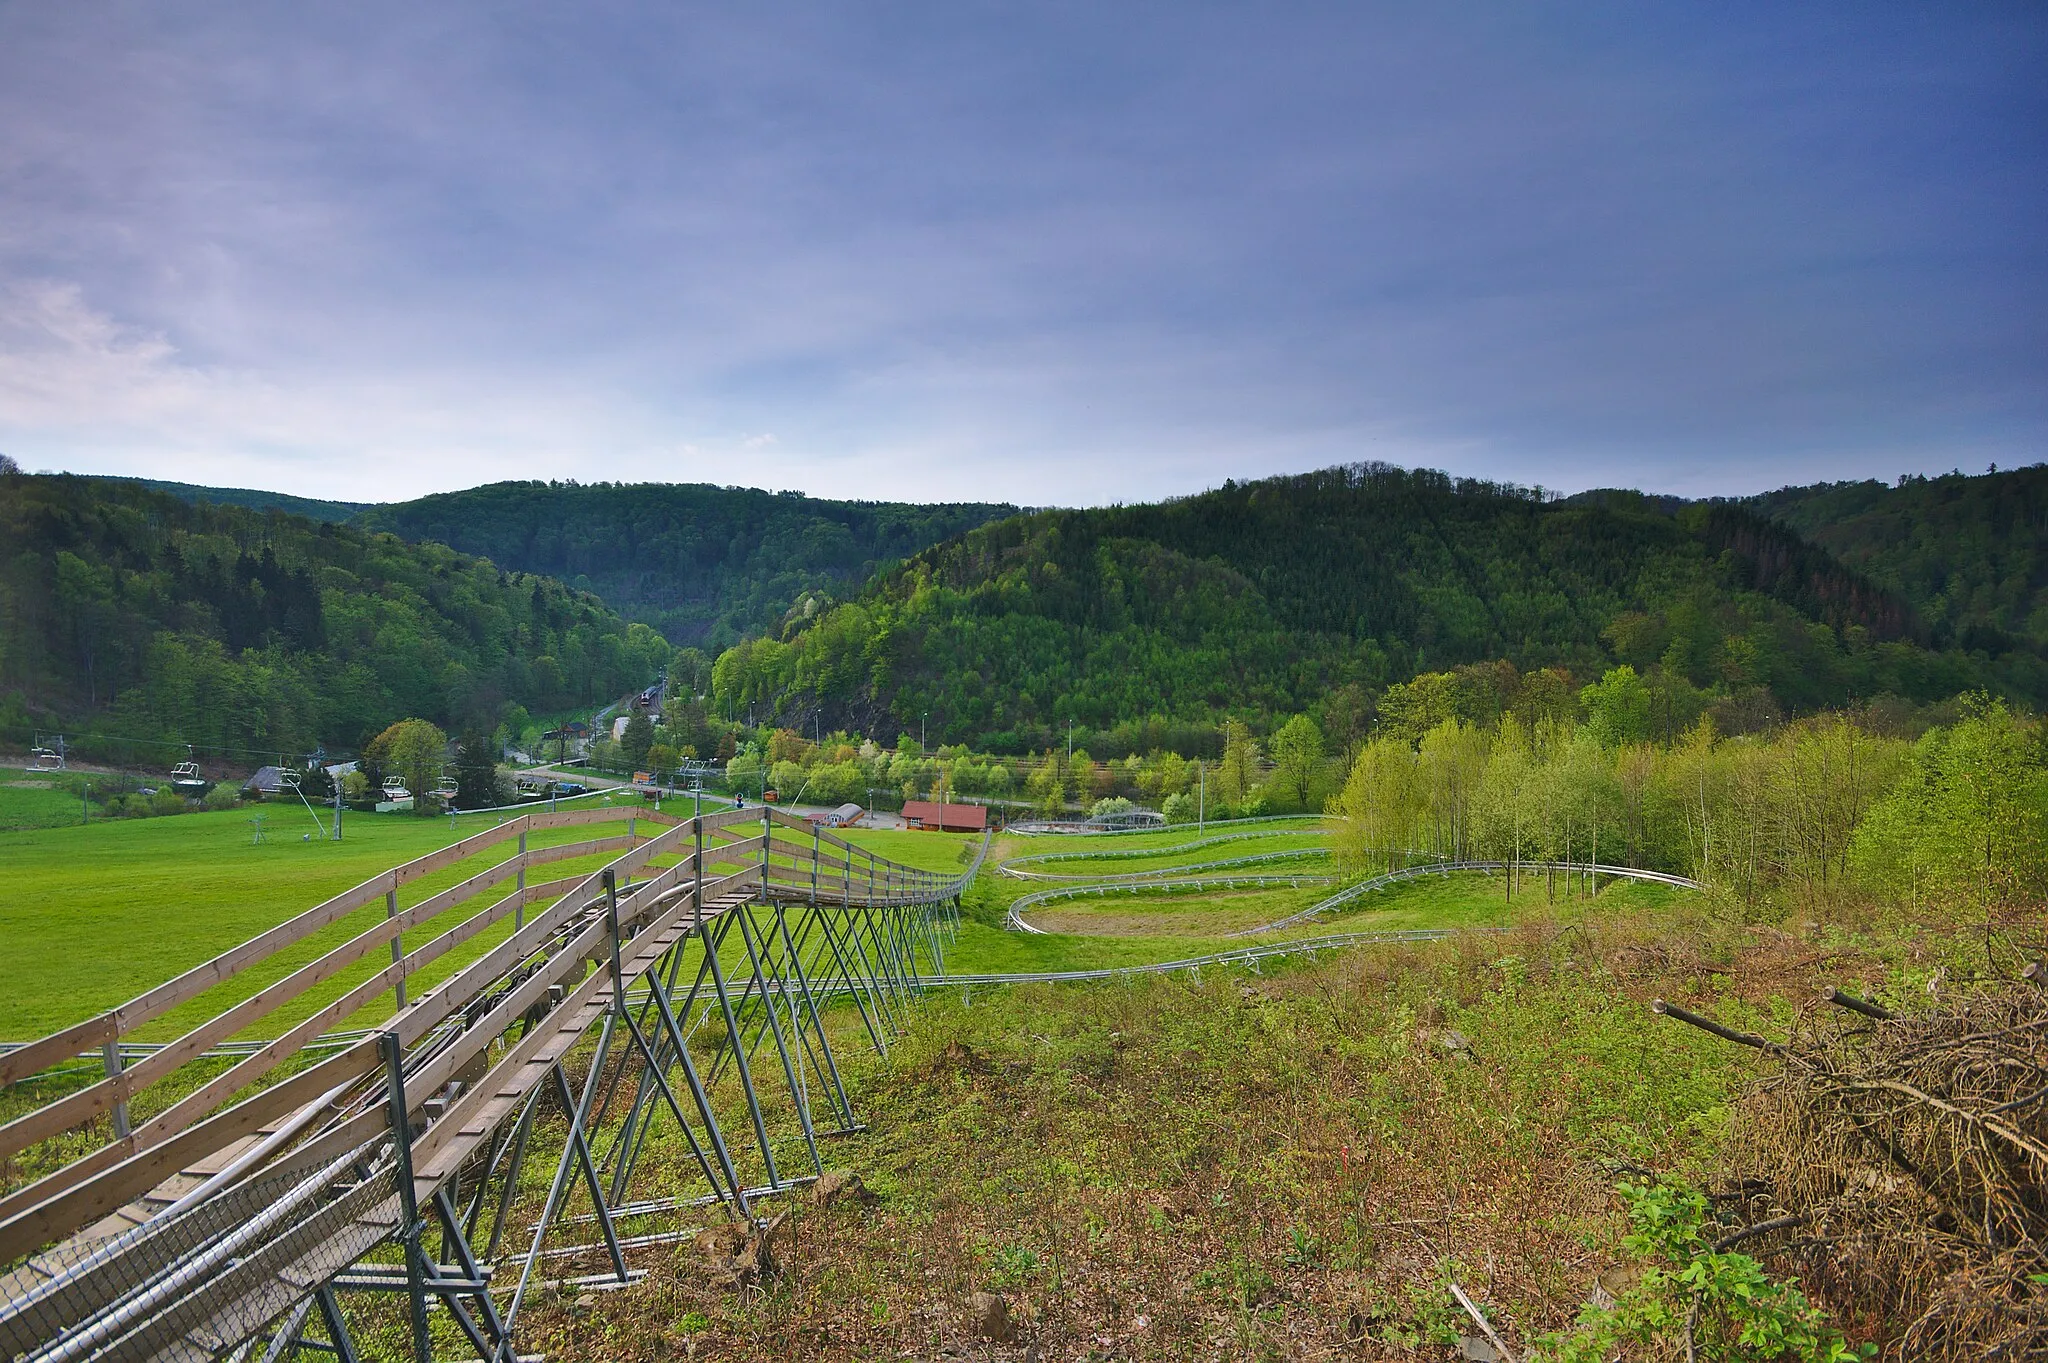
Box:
[1536,1179,1866,1363]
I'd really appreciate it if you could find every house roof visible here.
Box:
[243,765,288,792]
[901,800,988,830]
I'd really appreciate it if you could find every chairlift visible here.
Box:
[381,776,411,800]
[28,747,64,772]
[432,770,460,802]
[169,746,211,797]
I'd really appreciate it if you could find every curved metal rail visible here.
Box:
[1006,873,1337,933]
[1232,859,1703,936]
[997,825,1325,876]
[933,924,1498,986]
[0,805,986,1363]
[1002,846,1333,884]
[1002,813,1322,837]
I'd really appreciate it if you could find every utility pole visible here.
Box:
[1198,761,1205,833]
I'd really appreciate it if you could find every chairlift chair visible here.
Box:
[28,747,64,772]
[381,776,411,800]
[279,768,302,791]
[169,748,211,797]
[432,770,460,802]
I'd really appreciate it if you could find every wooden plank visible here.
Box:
[0,1069,134,1163]
[409,869,756,1182]
[0,1040,381,1264]
[0,827,533,1087]
[0,1015,121,1093]
[0,850,558,1158]
[382,820,696,1052]
[525,833,636,868]
[0,812,704,1259]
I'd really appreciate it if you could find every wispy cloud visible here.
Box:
[0,4,2041,504]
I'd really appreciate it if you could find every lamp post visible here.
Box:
[921,711,927,753]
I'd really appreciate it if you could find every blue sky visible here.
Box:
[1,4,2042,506]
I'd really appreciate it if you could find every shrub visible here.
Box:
[1535,1179,1863,1363]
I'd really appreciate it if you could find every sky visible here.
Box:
[0,4,2043,508]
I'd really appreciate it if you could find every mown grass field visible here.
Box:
[0,768,93,832]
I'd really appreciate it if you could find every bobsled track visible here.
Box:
[0,805,982,1363]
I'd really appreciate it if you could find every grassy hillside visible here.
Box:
[354,480,1017,650]
[0,472,670,759]
[1748,464,2048,656]
[712,463,2032,748]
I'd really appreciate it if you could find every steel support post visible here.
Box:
[314,1286,362,1363]
[379,1031,433,1363]
[600,879,737,1209]
[637,955,754,1221]
[730,907,823,1173]
[501,1013,626,1338]
[697,910,782,1190]
[810,902,891,1056]
[774,903,858,1128]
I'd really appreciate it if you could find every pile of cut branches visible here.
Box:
[1661,979,2048,1359]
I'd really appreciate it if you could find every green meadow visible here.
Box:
[0,802,1686,1047]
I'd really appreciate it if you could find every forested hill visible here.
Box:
[83,476,369,525]
[1746,465,2048,658]
[711,463,2043,750]
[0,472,670,759]
[353,481,1017,649]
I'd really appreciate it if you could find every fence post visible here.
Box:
[387,887,405,1007]
[101,1041,130,1139]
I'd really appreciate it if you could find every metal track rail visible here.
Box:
[1005,873,1339,933]
[1234,859,1703,935]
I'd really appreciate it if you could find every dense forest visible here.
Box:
[0,471,670,761]
[353,480,1016,648]
[86,476,369,525]
[710,463,2043,750]
[1748,464,2048,655]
